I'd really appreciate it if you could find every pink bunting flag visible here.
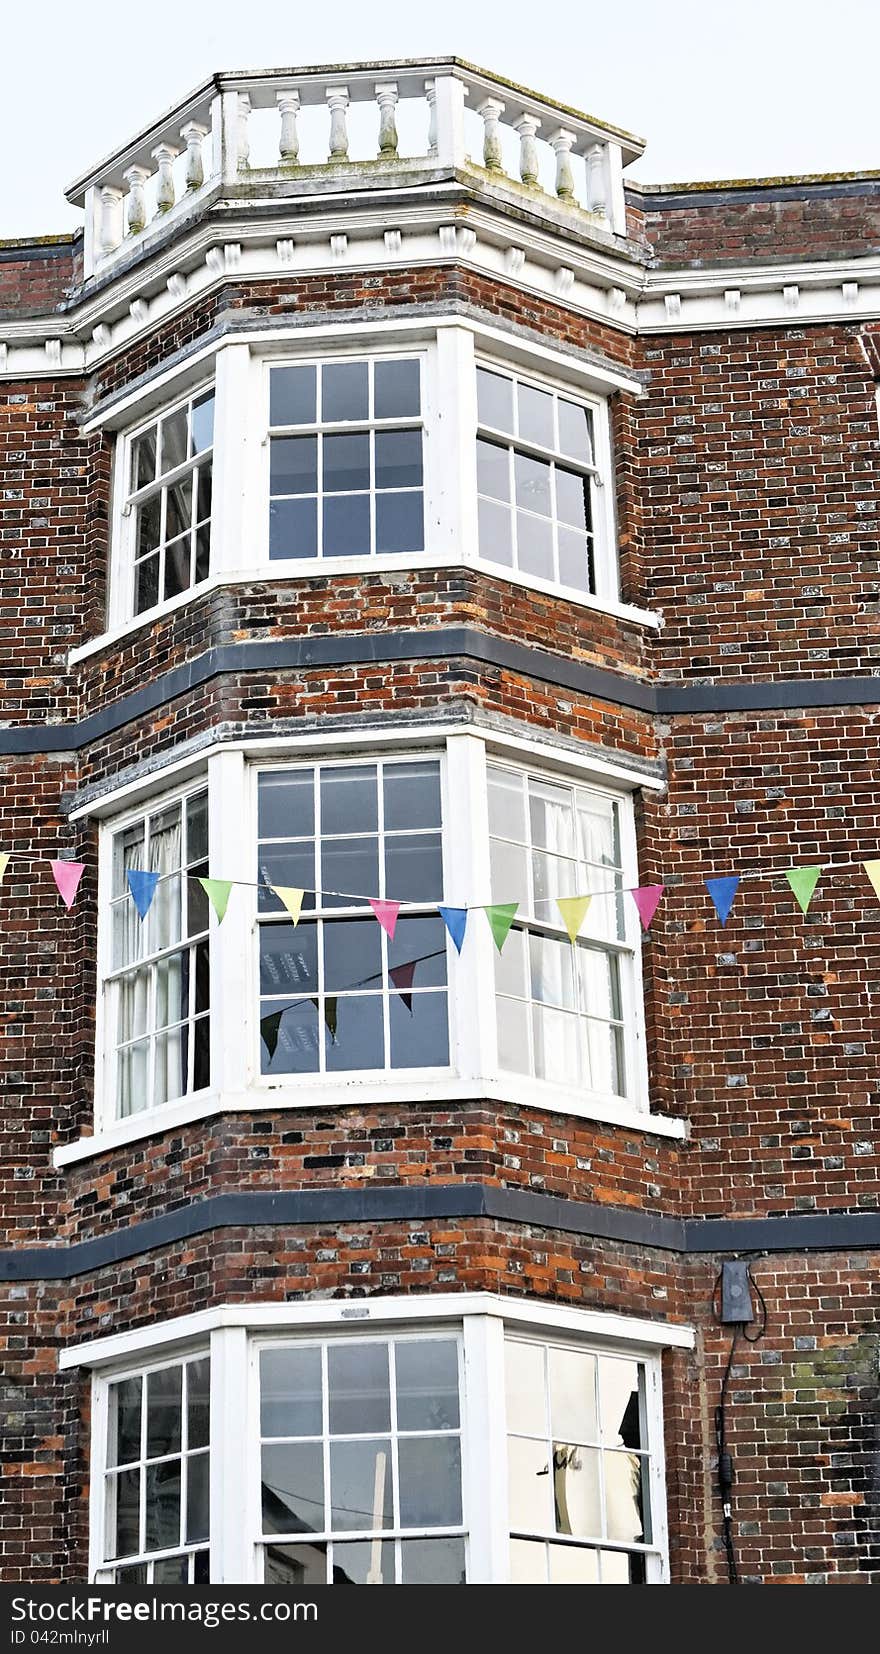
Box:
[630,883,664,931]
[51,860,85,911]
[369,898,400,940]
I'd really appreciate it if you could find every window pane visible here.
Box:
[489,838,528,905]
[271,435,318,496]
[259,772,315,841]
[146,1366,182,1458]
[321,838,380,906]
[529,933,577,1010]
[398,1438,462,1527]
[153,1555,188,1584]
[109,1468,140,1561]
[132,427,157,490]
[374,358,420,418]
[323,432,370,494]
[327,994,383,1070]
[375,429,422,489]
[136,493,161,554]
[508,1438,553,1532]
[556,468,590,532]
[600,1549,646,1584]
[330,1540,392,1584]
[321,767,378,835]
[260,921,319,995]
[270,497,318,559]
[154,952,186,1031]
[549,1348,598,1445]
[488,768,525,841]
[186,792,209,864]
[395,1340,459,1431]
[190,392,215,455]
[187,876,209,938]
[388,916,447,987]
[477,367,513,433]
[328,1343,390,1434]
[384,832,443,901]
[108,1377,142,1468]
[552,1444,601,1539]
[163,535,191,601]
[194,516,210,580]
[196,464,212,525]
[532,1005,581,1087]
[558,528,592,593]
[401,1538,466,1585]
[322,494,370,556]
[517,383,554,449]
[558,399,593,464]
[599,1359,643,1449]
[515,453,552,517]
[187,1358,210,1450]
[260,999,320,1074]
[118,1042,149,1117]
[477,438,510,502]
[330,1441,392,1532]
[478,497,513,566]
[516,511,553,579]
[145,1460,182,1551]
[270,365,317,427]
[584,1017,625,1097]
[185,1451,210,1543]
[604,1450,647,1544]
[497,995,530,1073]
[258,845,317,909]
[323,919,381,993]
[548,1543,600,1583]
[153,1030,183,1106]
[261,1443,324,1534]
[509,1538,547,1584]
[193,1017,210,1091]
[529,780,574,855]
[135,555,159,614]
[165,478,193,540]
[322,361,369,423]
[265,1541,326,1585]
[390,991,448,1068]
[375,491,423,554]
[504,1340,546,1437]
[494,924,526,998]
[261,1346,323,1438]
[160,408,188,475]
[383,762,441,831]
[115,1562,148,1583]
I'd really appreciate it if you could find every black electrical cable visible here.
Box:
[711,1263,768,1585]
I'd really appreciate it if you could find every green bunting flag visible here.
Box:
[484,902,518,952]
[198,877,234,923]
[557,895,591,943]
[864,861,880,904]
[785,866,821,914]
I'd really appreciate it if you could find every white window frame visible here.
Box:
[109,380,215,630]
[78,1294,683,1585]
[94,775,211,1135]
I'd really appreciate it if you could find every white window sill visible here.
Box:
[67,559,662,666]
[53,1075,686,1167]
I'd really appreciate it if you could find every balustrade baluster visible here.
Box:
[325,87,350,160]
[180,122,208,190]
[277,92,301,163]
[477,98,505,171]
[99,186,123,255]
[551,129,576,201]
[586,143,606,216]
[151,145,178,213]
[514,114,541,186]
[123,166,149,235]
[375,82,399,158]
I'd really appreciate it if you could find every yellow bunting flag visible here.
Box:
[0,853,8,885]
[864,861,880,904]
[272,886,305,925]
[557,895,591,943]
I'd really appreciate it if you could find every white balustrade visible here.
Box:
[123,166,149,235]
[551,129,577,201]
[325,87,350,160]
[152,144,178,212]
[375,82,399,158]
[476,98,505,171]
[513,114,540,186]
[181,122,208,190]
[277,92,300,163]
[586,143,607,218]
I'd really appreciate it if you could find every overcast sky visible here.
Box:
[3,0,878,238]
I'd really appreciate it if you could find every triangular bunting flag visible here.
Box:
[272,885,305,925]
[260,1008,284,1062]
[369,898,400,939]
[785,866,821,914]
[198,877,233,923]
[390,960,417,1012]
[557,894,591,944]
[705,875,740,927]
[484,902,518,952]
[0,852,8,885]
[126,868,160,920]
[438,905,468,953]
[863,861,880,903]
[631,884,664,931]
[51,860,85,911]
[325,996,338,1043]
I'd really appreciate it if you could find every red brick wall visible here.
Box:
[0,239,80,318]
[631,182,880,268]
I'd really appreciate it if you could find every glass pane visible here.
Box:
[323,919,381,994]
[163,534,192,601]
[152,1031,183,1108]
[388,916,447,987]
[478,497,513,566]
[395,1339,459,1431]
[260,1346,323,1438]
[326,994,383,1070]
[476,367,513,433]
[477,437,510,502]
[265,1541,327,1585]
[109,1468,140,1561]
[270,496,318,559]
[135,555,159,614]
[549,1348,598,1445]
[600,1549,646,1584]
[599,1359,643,1449]
[153,1555,188,1584]
[322,493,370,556]
[322,361,369,423]
[552,1444,601,1539]
[186,1358,210,1451]
[558,399,593,464]
[390,991,448,1069]
[322,838,380,905]
[530,779,574,854]
[509,1538,547,1584]
[330,1440,392,1533]
[117,1041,150,1117]
[271,435,318,496]
[132,427,157,490]
[136,493,161,554]
[165,477,193,540]
[383,762,441,831]
[401,1538,466,1585]
[398,1437,462,1527]
[375,429,422,489]
[333,1540,394,1584]
[187,875,209,938]
[270,365,317,427]
[504,1340,546,1437]
[190,392,215,455]
[108,1377,142,1468]
[196,464,212,525]
[548,1543,599,1583]
[497,995,530,1073]
[488,768,525,841]
[194,524,211,584]
[260,999,320,1074]
[530,933,577,1009]
[260,921,319,995]
[113,819,145,899]
[515,453,552,516]
[534,1005,581,1086]
[374,358,420,418]
[185,1450,210,1543]
[328,1343,390,1434]
[516,511,554,579]
[261,1443,324,1535]
[145,1460,182,1552]
[193,1016,210,1091]
[154,952,185,1031]
[508,1437,553,1532]
[584,1018,625,1098]
[160,408,188,475]
[517,382,554,449]
[558,528,592,593]
[186,792,209,864]
[489,838,528,906]
[259,772,315,841]
[258,844,317,907]
[323,432,370,494]
[193,1551,210,1583]
[578,950,620,1022]
[146,1366,182,1459]
[384,832,442,901]
[556,468,590,532]
[115,1563,148,1583]
[321,767,377,835]
[494,925,526,1000]
[604,1450,647,1544]
[375,490,424,554]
